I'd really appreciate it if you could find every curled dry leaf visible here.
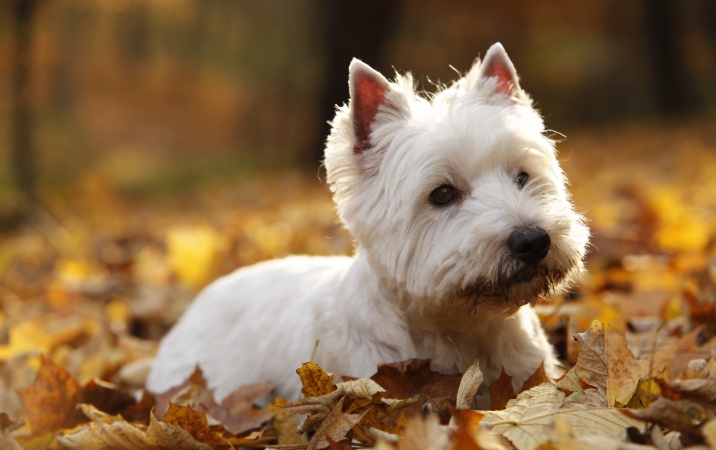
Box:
[456,358,483,410]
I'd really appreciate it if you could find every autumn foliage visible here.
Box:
[1,123,716,449]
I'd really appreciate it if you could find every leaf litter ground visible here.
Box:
[1,120,716,449]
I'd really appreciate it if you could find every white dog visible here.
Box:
[147,43,589,404]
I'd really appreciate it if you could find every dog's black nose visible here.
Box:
[508,226,551,266]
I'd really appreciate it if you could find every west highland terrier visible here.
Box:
[147,43,589,404]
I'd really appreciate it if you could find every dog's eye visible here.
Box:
[515,171,529,189]
[430,185,457,206]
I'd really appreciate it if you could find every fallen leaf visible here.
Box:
[521,362,550,393]
[482,383,644,450]
[205,381,275,434]
[369,360,462,401]
[573,321,607,403]
[489,369,515,410]
[624,377,661,409]
[57,404,213,450]
[605,331,640,406]
[623,396,712,445]
[456,358,483,410]
[269,397,307,445]
[308,396,366,450]
[161,402,226,446]
[298,362,336,397]
[18,355,85,435]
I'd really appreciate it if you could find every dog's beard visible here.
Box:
[456,249,577,311]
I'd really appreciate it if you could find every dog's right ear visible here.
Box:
[349,59,394,154]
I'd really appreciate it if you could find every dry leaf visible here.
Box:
[18,355,85,435]
[298,362,336,397]
[205,381,275,435]
[521,362,550,393]
[573,321,607,403]
[395,413,450,450]
[456,358,483,410]
[161,402,226,447]
[605,331,641,406]
[482,383,644,450]
[625,377,661,409]
[57,404,213,450]
[269,397,307,445]
[623,396,712,445]
[308,396,366,450]
[490,369,515,410]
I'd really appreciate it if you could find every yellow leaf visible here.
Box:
[296,362,335,398]
[166,225,223,286]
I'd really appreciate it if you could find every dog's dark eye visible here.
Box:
[430,185,457,206]
[515,171,529,189]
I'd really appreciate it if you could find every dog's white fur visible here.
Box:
[147,43,589,403]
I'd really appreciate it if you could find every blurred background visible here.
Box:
[0,1,716,412]
[1,0,715,223]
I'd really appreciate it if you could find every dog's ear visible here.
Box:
[349,59,394,154]
[479,43,520,96]
[469,43,528,103]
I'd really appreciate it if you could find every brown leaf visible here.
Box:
[490,369,515,410]
[18,355,85,435]
[370,359,462,401]
[57,404,213,450]
[605,331,640,406]
[269,397,307,445]
[153,366,211,419]
[623,397,712,445]
[162,402,226,446]
[573,321,608,402]
[206,382,275,435]
[298,361,336,397]
[308,396,366,450]
[521,362,550,393]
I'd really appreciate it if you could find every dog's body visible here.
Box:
[147,43,589,403]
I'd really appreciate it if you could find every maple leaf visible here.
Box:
[481,383,645,450]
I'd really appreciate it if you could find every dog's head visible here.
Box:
[325,43,589,314]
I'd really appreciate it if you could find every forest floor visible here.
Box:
[1,118,716,449]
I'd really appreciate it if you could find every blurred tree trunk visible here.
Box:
[10,0,40,220]
[644,0,699,116]
[313,0,402,164]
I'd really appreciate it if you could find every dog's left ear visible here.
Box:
[349,59,400,154]
[470,43,527,102]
